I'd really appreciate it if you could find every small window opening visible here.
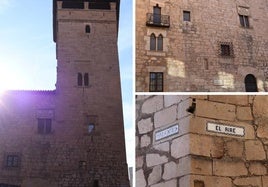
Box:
[84,73,89,86]
[194,180,205,187]
[239,15,249,28]
[220,44,231,56]
[183,11,191,21]
[78,73,83,86]
[85,25,91,33]
[62,1,84,9]
[88,2,110,10]
[93,180,99,187]
[6,155,19,168]
[86,115,98,133]
[150,33,156,50]
[38,119,52,134]
[79,161,87,169]
[157,34,163,51]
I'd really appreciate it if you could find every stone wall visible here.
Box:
[136,0,268,92]
[136,95,268,187]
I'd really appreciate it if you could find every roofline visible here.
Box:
[53,0,120,42]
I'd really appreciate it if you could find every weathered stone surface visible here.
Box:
[249,162,267,175]
[262,176,268,187]
[237,106,253,121]
[136,156,144,169]
[195,100,236,121]
[253,96,268,118]
[154,105,177,128]
[226,140,244,158]
[154,142,169,152]
[162,161,178,180]
[138,118,153,134]
[178,98,191,119]
[146,154,168,167]
[140,134,151,148]
[142,96,163,114]
[164,95,188,107]
[213,160,248,176]
[171,135,190,159]
[136,169,147,187]
[245,140,266,160]
[190,134,224,158]
[233,176,262,187]
[209,96,249,106]
[150,179,177,187]
[148,165,162,185]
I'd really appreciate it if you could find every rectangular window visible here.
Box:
[220,44,231,56]
[38,119,52,134]
[183,11,191,21]
[62,1,84,9]
[6,155,19,168]
[219,42,234,57]
[149,72,163,92]
[239,15,249,28]
[0,184,20,187]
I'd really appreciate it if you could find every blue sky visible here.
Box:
[0,0,134,167]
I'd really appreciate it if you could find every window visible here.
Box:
[0,184,20,187]
[84,73,89,86]
[219,42,234,57]
[6,155,19,168]
[153,4,161,24]
[239,15,249,28]
[150,34,156,50]
[38,119,52,134]
[221,44,231,56]
[62,1,84,9]
[78,73,89,86]
[78,73,83,86]
[245,74,258,92]
[85,25,91,33]
[86,115,98,133]
[157,34,163,51]
[183,11,191,21]
[150,34,164,51]
[88,2,110,10]
[79,161,87,169]
[149,72,163,92]
[93,180,99,187]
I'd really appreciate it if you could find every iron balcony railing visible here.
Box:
[146,13,170,27]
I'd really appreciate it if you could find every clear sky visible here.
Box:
[0,0,134,167]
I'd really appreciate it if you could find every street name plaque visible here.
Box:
[155,124,179,141]
[206,122,245,137]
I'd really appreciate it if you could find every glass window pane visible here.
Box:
[150,34,156,50]
[157,35,163,51]
[183,11,191,21]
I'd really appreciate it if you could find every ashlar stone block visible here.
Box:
[245,140,266,160]
[138,118,153,134]
[142,96,163,114]
[136,169,147,187]
[146,153,168,167]
[213,160,248,177]
[154,105,177,128]
[148,165,162,185]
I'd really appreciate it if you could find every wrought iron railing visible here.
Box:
[146,13,170,27]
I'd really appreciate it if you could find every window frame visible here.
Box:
[183,10,191,22]
[38,118,52,134]
[149,72,164,92]
[239,15,249,28]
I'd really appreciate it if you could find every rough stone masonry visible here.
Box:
[136,95,268,187]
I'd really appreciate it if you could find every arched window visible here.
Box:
[245,74,258,92]
[78,73,83,86]
[157,34,163,51]
[85,25,91,33]
[150,33,156,51]
[84,73,89,86]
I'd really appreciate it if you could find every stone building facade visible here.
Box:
[0,1,129,187]
[136,95,268,187]
[136,0,268,92]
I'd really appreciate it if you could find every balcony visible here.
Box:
[146,13,170,28]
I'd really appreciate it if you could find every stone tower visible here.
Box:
[0,1,129,186]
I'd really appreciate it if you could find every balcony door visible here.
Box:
[153,5,161,24]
